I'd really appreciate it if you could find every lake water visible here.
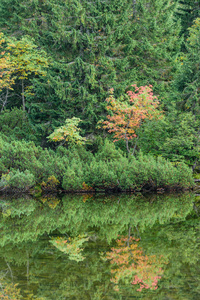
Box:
[0,193,199,299]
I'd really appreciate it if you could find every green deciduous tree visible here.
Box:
[48,117,86,147]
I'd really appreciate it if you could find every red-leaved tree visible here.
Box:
[102,85,161,154]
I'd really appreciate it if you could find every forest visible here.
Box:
[0,0,200,192]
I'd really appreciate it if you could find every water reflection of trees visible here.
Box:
[0,193,195,246]
[105,235,167,292]
[0,193,199,299]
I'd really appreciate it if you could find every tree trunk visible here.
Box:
[22,79,25,111]
[124,118,131,153]
[0,88,9,112]
[133,0,137,17]
[127,225,131,247]
[192,128,200,171]
[131,135,139,156]
[27,250,29,283]
[125,135,130,153]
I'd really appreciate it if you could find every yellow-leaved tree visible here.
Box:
[0,32,48,111]
[0,33,15,111]
[48,117,86,147]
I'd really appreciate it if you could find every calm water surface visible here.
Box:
[0,193,199,299]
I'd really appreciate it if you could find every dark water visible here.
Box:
[0,193,200,299]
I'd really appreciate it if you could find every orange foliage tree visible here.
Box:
[102,85,161,154]
[105,236,167,292]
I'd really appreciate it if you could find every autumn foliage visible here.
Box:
[41,175,60,193]
[0,280,21,300]
[0,33,15,92]
[105,236,167,292]
[102,85,161,153]
[0,32,48,111]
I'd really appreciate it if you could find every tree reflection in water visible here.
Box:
[105,235,168,292]
[0,193,199,299]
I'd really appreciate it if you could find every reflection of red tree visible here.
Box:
[106,236,167,292]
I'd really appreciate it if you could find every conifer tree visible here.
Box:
[0,0,182,135]
[170,18,200,168]
[176,0,200,38]
[175,18,200,115]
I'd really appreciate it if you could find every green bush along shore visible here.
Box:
[0,135,194,193]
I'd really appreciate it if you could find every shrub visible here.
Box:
[0,133,194,193]
[85,159,117,188]
[62,160,84,191]
[95,139,123,162]
[6,169,35,191]
[0,173,11,190]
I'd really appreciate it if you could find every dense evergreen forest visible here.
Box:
[0,0,200,192]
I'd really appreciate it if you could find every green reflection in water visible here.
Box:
[0,193,199,299]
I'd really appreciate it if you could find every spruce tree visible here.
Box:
[176,0,200,38]
[175,18,200,115]
[0,0,182,136]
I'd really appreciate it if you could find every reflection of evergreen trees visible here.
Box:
[0,193,195,246]
[0,194,200,298]
[141,217,200,299]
